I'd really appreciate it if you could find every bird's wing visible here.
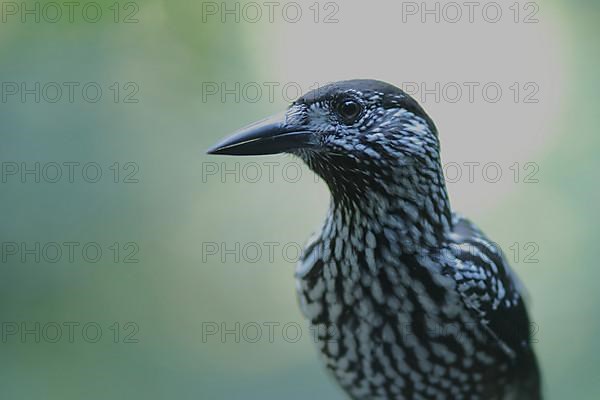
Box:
[442,213,535,359]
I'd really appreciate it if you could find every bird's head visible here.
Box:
[208,79,445,205]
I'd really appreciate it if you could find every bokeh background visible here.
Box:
[0,0,598,398]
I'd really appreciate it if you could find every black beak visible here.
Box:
[207,111,313,156]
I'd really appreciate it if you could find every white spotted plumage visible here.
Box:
[289,80,540,400]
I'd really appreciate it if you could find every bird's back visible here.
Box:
[447,214,542,400]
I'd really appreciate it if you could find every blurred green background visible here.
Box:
[0,0,598,399]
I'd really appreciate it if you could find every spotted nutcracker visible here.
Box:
[208,80,541,400]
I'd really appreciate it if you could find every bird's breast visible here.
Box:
[295,238,512,400]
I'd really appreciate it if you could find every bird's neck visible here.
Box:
[321,162,453,253]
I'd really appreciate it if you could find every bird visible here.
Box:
[207,79,541,400]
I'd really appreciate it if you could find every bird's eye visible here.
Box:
[335,99,363,124]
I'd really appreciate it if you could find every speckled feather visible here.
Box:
[290,80,541,400]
